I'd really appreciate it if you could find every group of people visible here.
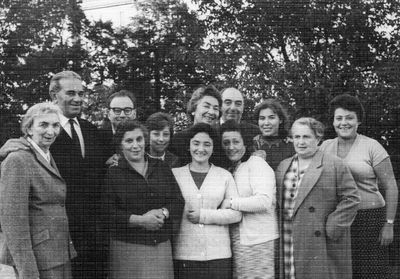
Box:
[0,70,398,279]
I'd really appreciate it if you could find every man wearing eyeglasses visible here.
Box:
[100,90,137,161]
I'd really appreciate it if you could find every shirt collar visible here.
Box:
[147,152,166,161]
[26,137,51,163]
[59,113,80,129]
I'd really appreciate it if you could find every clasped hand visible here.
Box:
[141,209,165,231]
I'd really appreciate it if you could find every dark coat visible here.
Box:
[0,140,77,278]
[275,150,360,279]
[103,156,184,246]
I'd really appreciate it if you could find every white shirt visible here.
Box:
[26,137,51,163]
[59,114,85,157]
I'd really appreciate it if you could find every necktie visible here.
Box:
[69,119,82,158]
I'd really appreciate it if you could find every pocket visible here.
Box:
[31,229,50,247]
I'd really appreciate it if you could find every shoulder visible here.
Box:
[78,118,98,131]
[210,164,232,178]
[320,138,335,149]
[276,156,294,172]
[172,164,188,175]
[357,134,381,147]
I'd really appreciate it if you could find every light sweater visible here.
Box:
[172,164,242,261]
[231,156,279,245]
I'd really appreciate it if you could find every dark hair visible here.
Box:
[329,94,365,123]
[113,120,148,153]
[146,112,174,136]
[188,123,219,147]
[187,85,222,118]
[254,99,290,138]
[106,90,136,108]
[220,119,252,162]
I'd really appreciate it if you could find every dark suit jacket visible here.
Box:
[275,150,360,279]
[50,119,105,234]
[0,139,77,278]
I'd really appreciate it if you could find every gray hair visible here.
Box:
[21,102,62,136]
[49,71,82,98]
[291,117,325,140]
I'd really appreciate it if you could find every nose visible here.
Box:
[72,93,82,103]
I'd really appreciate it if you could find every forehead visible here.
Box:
[334,108,357,117]
[191,132,212,142]
[110,96,134,108]
[222,131,242,140]
[150,126,170,133]
[198,95,219,106]
[260,108,277,116]
[222,88,243,102]
[123,128,144,139]
[33,113,60,124]
[58,78,83,92]
[292,123,314,136]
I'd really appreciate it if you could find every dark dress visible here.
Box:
[253,135,295,170]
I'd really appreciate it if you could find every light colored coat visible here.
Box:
[172,164,242,261]
[0,139,76,279]
[275,150,360,279]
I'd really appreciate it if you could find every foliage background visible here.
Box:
[1,0,400,158]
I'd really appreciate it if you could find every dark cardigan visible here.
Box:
[103,155,184,246]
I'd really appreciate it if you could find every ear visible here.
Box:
[132,109,137,119]
[27,127,33,137]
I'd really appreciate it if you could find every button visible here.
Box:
[154,239,157,244]
[314,231,321,237]
[197,194,202,198]
[201,252,205,256]
[290,193,294,198]
[150,193,154,197]
[292,183,296,188]
[199,224,204,228]
[69,241,73,245]
[309,206,315,213]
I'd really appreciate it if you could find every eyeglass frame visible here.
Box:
[109,107,135,115]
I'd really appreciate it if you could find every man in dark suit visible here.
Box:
[48,71,106,279]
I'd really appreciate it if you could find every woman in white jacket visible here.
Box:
[221,120,278,279]
[172,123,242,279]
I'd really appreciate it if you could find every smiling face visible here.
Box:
[333,108,360,140]
[292,123,320,159]
[258,108,281,137]
[149,126,171,156]
[108,96,136,129]
[28,113,61,152]
[121,128,146,163]
[221,88,244,123]
[222,131,246,163]
[51,78,84,118]
[193,96,220,125]
[190,132,213,165]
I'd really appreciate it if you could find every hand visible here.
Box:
[0,138,30,159]
[106,154,120,166]
[251,150,266,160]
[379,223,394,246]
[187,208,200,224]
[140,210,165,231]
[220,198,231,209]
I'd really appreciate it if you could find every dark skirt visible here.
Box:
[351,207,389,279]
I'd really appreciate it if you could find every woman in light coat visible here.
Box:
[275,117,360,279]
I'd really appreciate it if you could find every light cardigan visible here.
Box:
[172,164,242,261]
[231,155,279,245]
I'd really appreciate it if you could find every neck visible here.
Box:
[337,134,357,145]
[190,160,210,172]
[149,148,165,157]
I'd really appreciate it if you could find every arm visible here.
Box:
[163,168,184,234]
[375,157,398,246]
[103,169,164,232]
[0,138,30,160]
[199,174,242,225]
[325,160,360,241]
[0,154,40,279]
[231,156,276,213]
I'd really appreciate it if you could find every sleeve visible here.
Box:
[102,168,132,231]
[0,154,40,279]
[0,137,30,161]
[325,158,360,241]
[231,156,276,213]
[162,166,185,235]
[200,172,242,225]
[369,138,389,168]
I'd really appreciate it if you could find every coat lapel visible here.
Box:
[32,149,64,180]
[293,150,324,214]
